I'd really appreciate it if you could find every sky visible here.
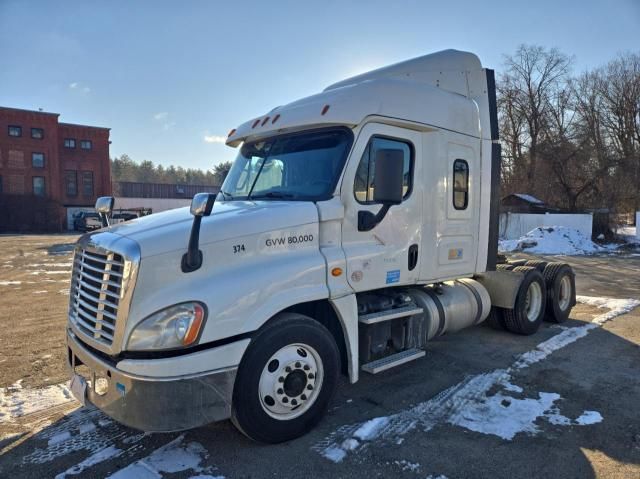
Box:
[1,0,638,171]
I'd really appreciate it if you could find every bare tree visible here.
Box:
[500,45,573,193]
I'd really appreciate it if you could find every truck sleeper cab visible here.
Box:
[66,50,576,443]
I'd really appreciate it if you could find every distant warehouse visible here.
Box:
[0,106,111,232]
[112,181,219,216]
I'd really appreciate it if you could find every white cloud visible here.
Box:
[83,86,91,93]
[153,112,169,121]
[69,82,78,89]
[163,121,176,131]
[203,134,227,144]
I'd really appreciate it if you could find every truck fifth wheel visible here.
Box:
[65,50,576,443]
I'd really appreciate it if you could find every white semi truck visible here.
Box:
[66,50,576,443]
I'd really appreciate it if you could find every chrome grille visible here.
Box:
[69,248,125,346]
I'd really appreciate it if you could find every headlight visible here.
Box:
[126,302,206,351]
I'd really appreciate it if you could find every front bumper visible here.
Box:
[66,329,237,432]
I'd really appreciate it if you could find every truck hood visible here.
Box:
[104,201,319,257]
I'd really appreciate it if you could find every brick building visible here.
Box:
[0,106,111,231]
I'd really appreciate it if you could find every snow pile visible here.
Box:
[314,295,639,463]
[499,226,603,255]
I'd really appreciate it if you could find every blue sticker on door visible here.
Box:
[386,269,400,284]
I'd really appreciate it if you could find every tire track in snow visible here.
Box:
[314,296,640,463]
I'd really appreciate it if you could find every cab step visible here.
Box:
[358,305,423,325]
[361,348,425,374]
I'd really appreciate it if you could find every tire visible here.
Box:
[496,264,515,271]
[231,313,340,443]
[525,260,548,273]
[542,263,576,323]
[503,266,547,335]
[485,306,506,330]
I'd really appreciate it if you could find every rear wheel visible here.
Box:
[543,263,575,323]
[485,306,506,330]
[496,263,515,271]
[231,313,339,443]
[525,260,548,273]
[503,266,547,335]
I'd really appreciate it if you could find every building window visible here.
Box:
[32,176,46,196]
[65,170,78,196]
[80,140,92,150]
[354,136,413,203]
[32,152,45,168]
[82,171,94,197]
[31,128,44,139]
[8,125,22,137]
[64,138,76,148]
[453,159,469,210]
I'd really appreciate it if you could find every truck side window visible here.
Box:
[453,159,469,210]
[354,137,412,203]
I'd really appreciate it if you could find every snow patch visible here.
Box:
[499,226,603,255]
[576,296,640,325]
[393,460,420,472]
[314,295,638,462]
[106,435,220,479]
[0,380,72,421]
[575,410,603,425]
[0,280,21,286]
[23,408,144,465]
[55,445,122,479]
[353,417,390,441]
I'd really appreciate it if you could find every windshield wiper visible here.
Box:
[250,191,295,199]
[219,190,234,200]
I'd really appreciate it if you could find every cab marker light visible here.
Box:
[331,267,343,277]
[228,128,236,137]
[272,114,280,124]
[321,104,330,115]
[261,116,270,126]
[252,119,261,128]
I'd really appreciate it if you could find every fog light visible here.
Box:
[94,376,109,396]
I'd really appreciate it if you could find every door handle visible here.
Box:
[408,244,419,271]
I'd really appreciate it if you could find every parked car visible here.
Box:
[111,212,139,225]
[73,212,101,232]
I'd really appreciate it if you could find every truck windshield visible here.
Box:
[220,128,353,201]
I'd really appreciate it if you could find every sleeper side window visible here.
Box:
[354,136,412,203]
[453,159,469,210]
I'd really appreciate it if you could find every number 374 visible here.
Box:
[233,244,246,254]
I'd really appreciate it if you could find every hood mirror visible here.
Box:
[95,196,114,227]
[182,193,216,273]
[190,192,216,217]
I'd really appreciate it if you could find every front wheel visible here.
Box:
[231,313,339,443]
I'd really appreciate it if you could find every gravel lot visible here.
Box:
[1,235,639,478]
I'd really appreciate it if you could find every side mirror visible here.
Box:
[358,149,404,231]
[372,149,404,205]
[95,196,114,227]
[190,193,216,217]
[183,193,216,273]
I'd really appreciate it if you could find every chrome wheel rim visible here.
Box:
[258,343,323,420]
[525,282,543,322]
[558,275,572,311]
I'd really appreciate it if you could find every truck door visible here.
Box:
[421,136,480,280]
[340,123,423,292]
